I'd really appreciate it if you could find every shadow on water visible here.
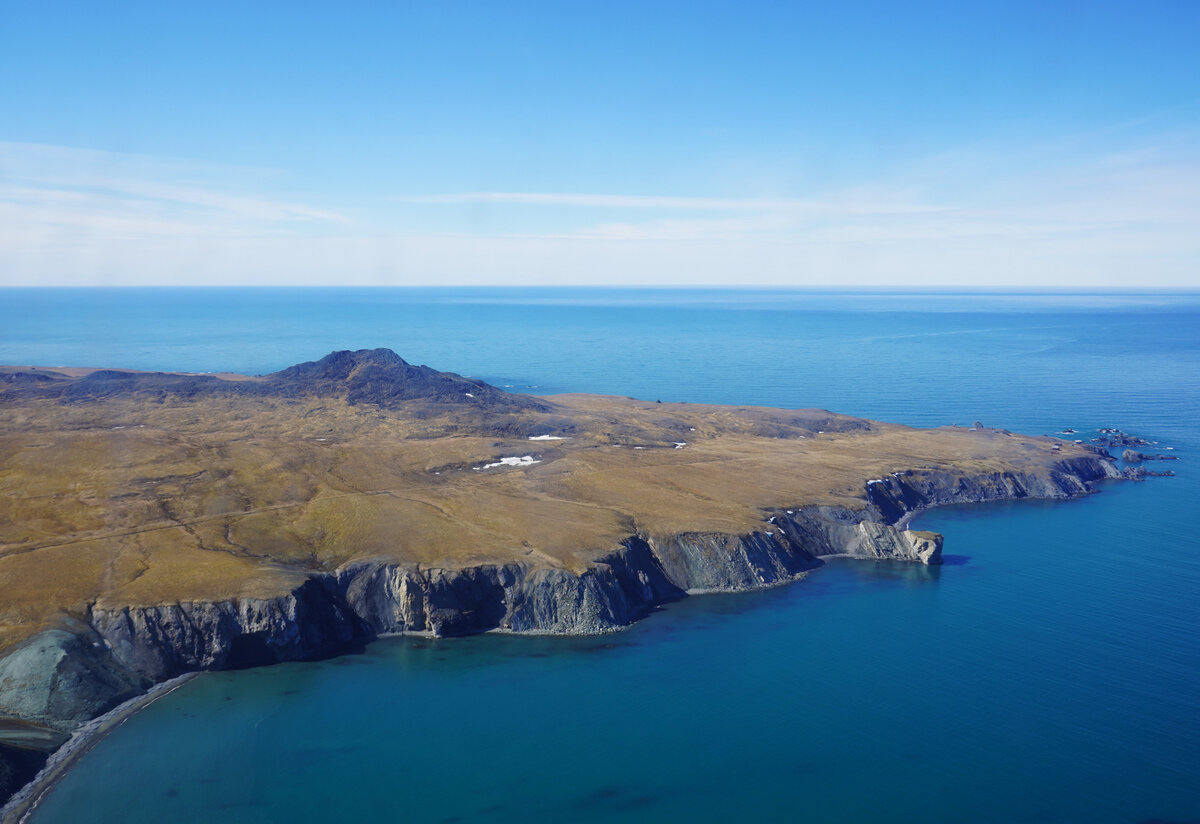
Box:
[568,784,662,814]
[940,554,971,566]
[805,556,946,590]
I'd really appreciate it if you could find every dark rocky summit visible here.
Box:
[0,349,548,414]
[264,349,549,412]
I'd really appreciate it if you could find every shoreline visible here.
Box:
[0,454,1132,815]
[0,673,199,824]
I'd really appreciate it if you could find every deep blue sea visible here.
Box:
[5,288,1199,824]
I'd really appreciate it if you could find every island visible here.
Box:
[0,349,1130,811]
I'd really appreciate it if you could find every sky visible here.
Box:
[1,0,1199,288]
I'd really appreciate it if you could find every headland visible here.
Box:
[0,349,1137,813]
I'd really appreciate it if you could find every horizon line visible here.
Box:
[3,284,1199,295]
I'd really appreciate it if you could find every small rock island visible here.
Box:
[0,349,1130,808]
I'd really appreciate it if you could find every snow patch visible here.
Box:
[528,435,566,441]
[673,442,687,449]
[475,455,541,470]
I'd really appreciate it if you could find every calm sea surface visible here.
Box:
[6,288,1199,823]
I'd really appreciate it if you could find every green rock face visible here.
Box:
[0,631,144,732]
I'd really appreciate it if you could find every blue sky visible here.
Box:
[2,0,1198,287]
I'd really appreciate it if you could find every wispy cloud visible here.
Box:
[0,142,350,245]
[397,190,939,216]
[3,137,1199,287]
[530,140,1200,251]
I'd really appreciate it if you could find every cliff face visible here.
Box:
[65,458,1120,682]
[0,457,1129,813]
[338,538,685,637]
[863,456,1121,523]
[89,577,364,683]
[7,457,1119,694]
[5,458,1116,706]
[333,506,950,637]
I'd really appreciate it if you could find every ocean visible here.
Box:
[5,288,1199,823]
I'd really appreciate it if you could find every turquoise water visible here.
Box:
[6,289,1199,823]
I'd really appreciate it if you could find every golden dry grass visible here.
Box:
[0,379,1086,650]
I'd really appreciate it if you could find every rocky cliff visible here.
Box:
[1,456,1119,746]
[863,455,1122,523]
[88,577,364,683]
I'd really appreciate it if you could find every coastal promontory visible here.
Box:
[0,349,1127,808]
